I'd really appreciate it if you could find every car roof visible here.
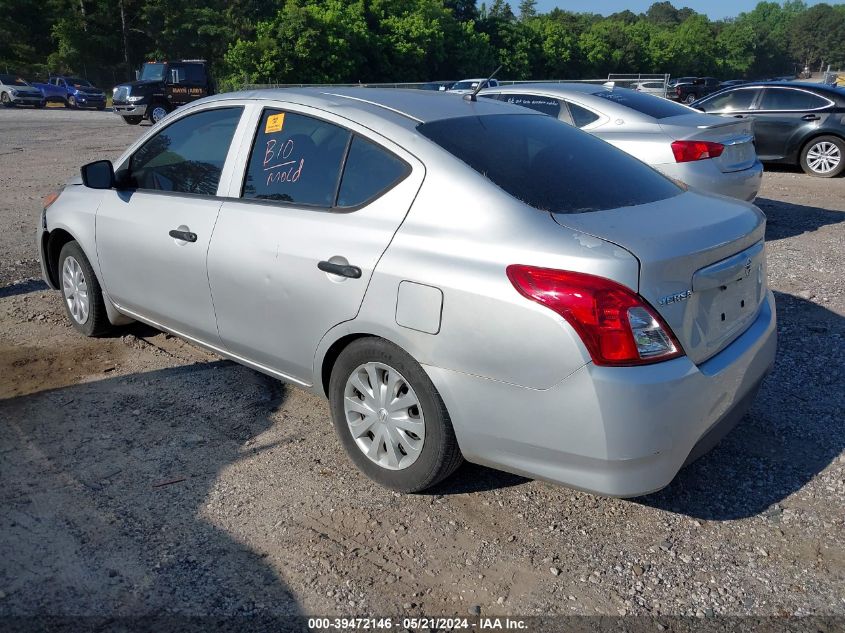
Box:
[202,87,533,124]
[709,81,845,98]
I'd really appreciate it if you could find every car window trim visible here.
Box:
[237,105,412,214]
[756,87,835,113]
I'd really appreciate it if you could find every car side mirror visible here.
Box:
[81,160,115,189]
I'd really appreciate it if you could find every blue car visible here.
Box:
[32,76,106,109]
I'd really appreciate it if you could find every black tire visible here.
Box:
[122,116,142,125]
[684,93,696,104]
[148,102,170,124]
[65,96,77,109]
[1,92,13,107]
[799,135,845,178]
[329,337,463,492]
[96,104,105,111]
[57,241,112,337]
[35,100,45,109]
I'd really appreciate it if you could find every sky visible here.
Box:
[535,0,842,20]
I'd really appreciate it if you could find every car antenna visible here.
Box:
[465,65,502,102]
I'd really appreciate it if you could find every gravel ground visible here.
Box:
[1,108,843,624]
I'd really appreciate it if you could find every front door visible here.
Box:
[207,106,423,384]
[96,105,244,341]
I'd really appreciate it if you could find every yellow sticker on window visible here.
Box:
[265,113,285,134]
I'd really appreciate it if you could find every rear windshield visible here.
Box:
[417,114,680,214]
[592,89,692,119]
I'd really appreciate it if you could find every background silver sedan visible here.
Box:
[481,83,763,201]
[37,88,775,496]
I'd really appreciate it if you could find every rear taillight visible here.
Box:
[675,86,682,96]
[506,265,683,366]
[671,140,724,163]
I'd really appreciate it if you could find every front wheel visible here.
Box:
[58,241,112,337]
[149,103,170,124]
[1,92,13,107]
[329,338,463,492]
[66,96,77,109]
[800,136,844,177]
[122,116,142,125]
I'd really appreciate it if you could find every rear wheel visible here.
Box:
[800,136,844,177]
[329,338,463,492]
[122,116,142,125]
[58,241,112,337]
[35,100,45,109]
[684,93,696,104]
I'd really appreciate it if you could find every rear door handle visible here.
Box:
[318,260,362,279]
[732,114,745,118]
[802,114,820,121]
[169,229,197,243]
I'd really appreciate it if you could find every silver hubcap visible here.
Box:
[807,141,841,174]
[62,256,89,325]
[152,107,167,122]
[343,362,425,470]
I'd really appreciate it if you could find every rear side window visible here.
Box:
[243,109,351,206]
[336,136,408,208]
[591,89,692,119]
[698,88,758,112]
[759,88,829,111]
[567,102,600,128]
[128,106,243,195]
[418,114,681,214]
[495,94,562,118]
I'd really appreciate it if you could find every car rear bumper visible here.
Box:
[657,159,763,202]
[425,290,776,497]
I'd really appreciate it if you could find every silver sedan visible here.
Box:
[37,88,776,496]
[481,83,763,201]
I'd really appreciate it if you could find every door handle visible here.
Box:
[802,114,820,121]
[732,114,745,118]
[318,260,362,279]
[169,229,197,243]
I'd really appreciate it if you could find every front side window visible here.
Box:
[243,109,351,206]
[139,63,166,81]
[698,88,758,113]
[127,107,243,195]
[759,88,829,111]
[418,114,681,214]
[496,93,562,118]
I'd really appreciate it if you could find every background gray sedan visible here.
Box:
[481,83,763,201]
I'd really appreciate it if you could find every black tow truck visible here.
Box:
[111,59,214,125]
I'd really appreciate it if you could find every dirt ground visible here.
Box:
[1,108,843,624]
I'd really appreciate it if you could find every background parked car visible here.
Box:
[0,74,44,108]
[672,77,722,104]
[692,82,845,177]
[668,76,697,88]
[481,83,762,200]
[111,59,214,125]
[448,78,499,94]
[634,80,668,97]
[32,76,106,110]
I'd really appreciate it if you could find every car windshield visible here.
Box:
[139,63,166,81]
[591,89,692,119]
[0,74,29,87]
[418,114,681,214]
[67,77,92,87]
[452,81,480,90]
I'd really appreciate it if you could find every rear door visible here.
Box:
[207,105,424,384]
[747,87,834,160]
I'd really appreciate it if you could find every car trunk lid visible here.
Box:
[551,191,767,364]
[659,113,757,173]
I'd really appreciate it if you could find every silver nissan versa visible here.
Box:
[37,88,777,496]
